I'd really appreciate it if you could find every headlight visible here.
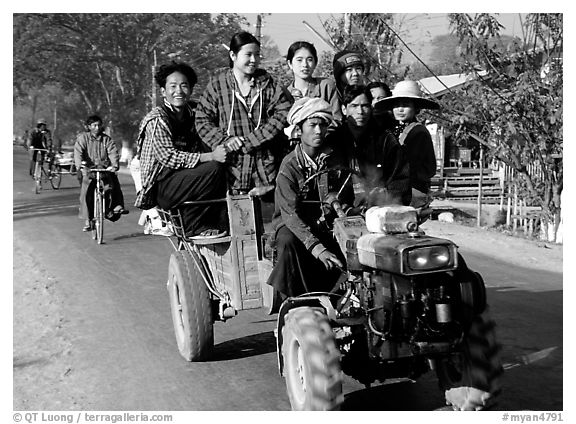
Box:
[406,246,453,271]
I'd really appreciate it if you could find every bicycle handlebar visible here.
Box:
[30,148,49,152]
[80,163,113,172]
[87,168,111,172]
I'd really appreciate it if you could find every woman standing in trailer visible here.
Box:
[285,41,341,122]
[195,31,292,195]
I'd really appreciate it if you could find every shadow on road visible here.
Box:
[112,232,149,241]
[342,379,445,411]
[210,331,276,361]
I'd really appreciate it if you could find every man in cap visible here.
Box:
[376,80,439,208]
[266,97,352,304]
[332,49,366,102]
[27,118,53,176]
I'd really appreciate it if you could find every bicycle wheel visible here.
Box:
[93,189,104,244]
[34,161,42,194]
[49,164,62,189]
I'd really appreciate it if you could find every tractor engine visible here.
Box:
[358,270,464,360]
[333,206,485,363]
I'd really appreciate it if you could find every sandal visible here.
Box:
[189,229,228,240]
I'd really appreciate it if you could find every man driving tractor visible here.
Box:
[266,97,353,307]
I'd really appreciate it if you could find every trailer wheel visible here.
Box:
[282,307,343,410]
[436,310,503,410]
[167,251,213,361]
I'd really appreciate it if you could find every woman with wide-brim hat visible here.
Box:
[375,79,439,208]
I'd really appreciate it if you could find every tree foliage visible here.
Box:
[441,13,562,236]
[320,14,404,84]
[315,13,562,240]
[13,13,247,145]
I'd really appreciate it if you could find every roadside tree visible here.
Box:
[441,13,563,242]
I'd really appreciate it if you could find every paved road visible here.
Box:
[12,146,562,411]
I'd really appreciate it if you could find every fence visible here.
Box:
[499,162,543,236]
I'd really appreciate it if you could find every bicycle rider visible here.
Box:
[74,114,128,232]
[27,118,53,176]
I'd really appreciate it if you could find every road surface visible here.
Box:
[12,146,563,411]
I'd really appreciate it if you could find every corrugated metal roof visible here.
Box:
[419,71,488,97]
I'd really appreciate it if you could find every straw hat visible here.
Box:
[375,80,439,110]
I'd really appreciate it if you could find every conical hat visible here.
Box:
[375,80,439,110]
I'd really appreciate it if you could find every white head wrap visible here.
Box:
[284,97,333,139]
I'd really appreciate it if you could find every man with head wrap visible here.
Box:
[266,97,353,306]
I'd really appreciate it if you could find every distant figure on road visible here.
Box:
[74,115,128,232]
[195,31,292,196]
[27,119,53,176]
[135,61,228,239]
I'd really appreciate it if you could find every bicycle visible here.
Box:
[30,147,62,193]
[81,165,110,245]
[30,148,49,194]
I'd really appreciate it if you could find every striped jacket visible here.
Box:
[195,68,291,191]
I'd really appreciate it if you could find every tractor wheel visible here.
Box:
[167,251,213,361]
[436,310,504,410]
[282,307,343,411]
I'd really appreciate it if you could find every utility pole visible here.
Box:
[302,20,337,51]
[255,14,262,43]
[52,101,58,150]
[344,13,352,36]
[151,49,157,108]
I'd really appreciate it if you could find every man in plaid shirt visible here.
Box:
[135,62,228,238]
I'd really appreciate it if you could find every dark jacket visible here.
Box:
[272,144,353,256]
[392,121,437,193]
[326,121,411,206]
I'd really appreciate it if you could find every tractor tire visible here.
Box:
[167,251,214,362]
[436,310,503,410]
[282,307,343,411]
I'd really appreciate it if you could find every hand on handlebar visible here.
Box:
[106,166,115,172]
[317,250,343,271]
[325,192,347,218]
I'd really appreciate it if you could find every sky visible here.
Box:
[241,13,527,59]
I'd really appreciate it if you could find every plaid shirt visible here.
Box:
[195,69,291,190]
[135,103,203,208]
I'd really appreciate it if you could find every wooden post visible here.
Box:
[513,183,518,231]
[476,147,484,227]
[506,189,512,226]
[520,199,525,231]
